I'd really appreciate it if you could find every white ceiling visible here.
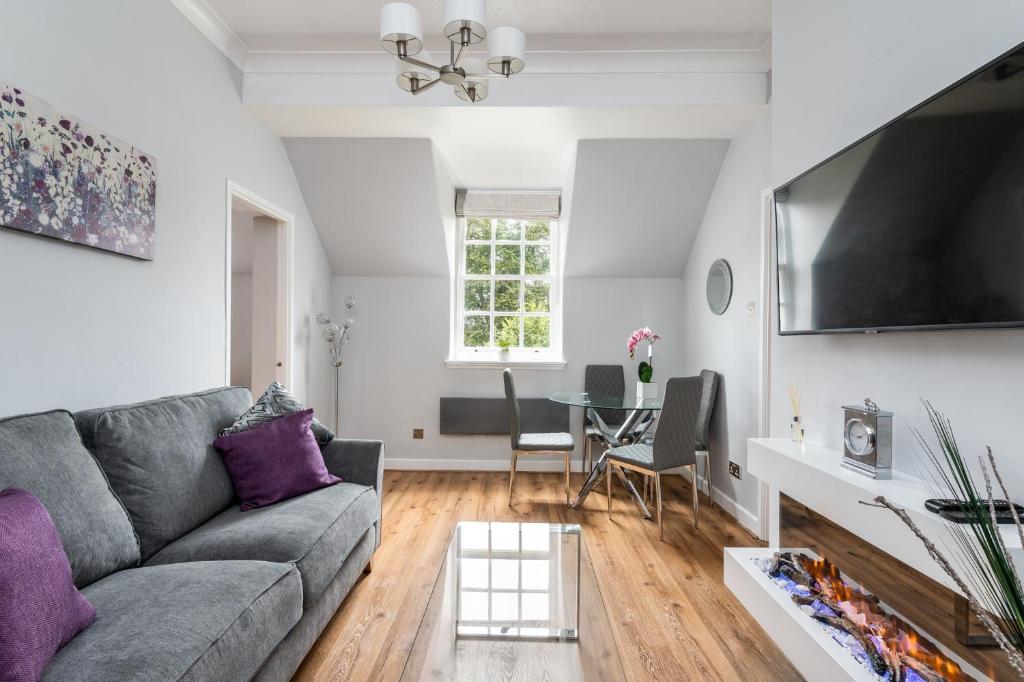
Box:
[201,0,770,51]
[256,105,763,188]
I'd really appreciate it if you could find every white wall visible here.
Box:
[332,276,684,470]
[0,0,333,415]
[229,274,253,388]
[680,112,771,529]
[770,2,1024,489]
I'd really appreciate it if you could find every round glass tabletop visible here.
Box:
[547,391,662,411]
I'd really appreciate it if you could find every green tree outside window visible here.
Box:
[524,317,550,348]
[465,245,491,275]
[464,316,490,347]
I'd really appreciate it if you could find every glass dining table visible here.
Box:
[547,391,662,519]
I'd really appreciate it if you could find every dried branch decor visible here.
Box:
[862,401,1024,677]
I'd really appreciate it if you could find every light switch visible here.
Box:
[746,302,755,316]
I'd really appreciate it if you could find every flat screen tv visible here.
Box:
[774,42,1024,335]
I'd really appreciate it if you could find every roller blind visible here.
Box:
[455,189,561,219]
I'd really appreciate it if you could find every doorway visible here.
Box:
[225,181,294,393]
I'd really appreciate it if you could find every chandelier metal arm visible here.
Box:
[399,53,504,80]
[399,54,442,73]
[451,41,468,68]
[409,75,443,95]
[457,81,476,103]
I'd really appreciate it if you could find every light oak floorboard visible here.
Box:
[293,471,801,682]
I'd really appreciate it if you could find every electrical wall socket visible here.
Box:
[729,461,742,479]
[412,428,424,440]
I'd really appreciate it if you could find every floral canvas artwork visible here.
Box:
[0,80,156,259]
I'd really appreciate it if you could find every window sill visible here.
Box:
[445,354,566,370]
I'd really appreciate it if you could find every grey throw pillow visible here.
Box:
[220,382,335,446]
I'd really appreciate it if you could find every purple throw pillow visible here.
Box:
[0,488,96,682]
[213,408,341,511]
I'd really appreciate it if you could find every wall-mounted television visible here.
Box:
[774,42,1024,335]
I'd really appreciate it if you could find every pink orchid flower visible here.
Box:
[627,327,661,359]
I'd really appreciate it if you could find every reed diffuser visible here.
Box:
[788,386,804,443]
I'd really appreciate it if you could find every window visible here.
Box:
[451,215,562,366]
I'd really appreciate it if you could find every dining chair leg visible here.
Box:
[705,449,714,509]
[690,464,699,528]
[508,451,518,506]
[642,474,649,504]
[606,462,613,519]
[655,472,663,541]
[563,452,571,506]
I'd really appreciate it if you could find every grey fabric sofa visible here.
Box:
[0,386,383,682]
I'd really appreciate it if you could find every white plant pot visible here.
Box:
[637,381,658,400]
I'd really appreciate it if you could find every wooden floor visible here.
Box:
[293,471,801,681]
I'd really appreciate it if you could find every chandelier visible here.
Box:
[379,1,526,103]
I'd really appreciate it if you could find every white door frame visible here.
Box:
[224,180,295,389]
[756,187,775,541]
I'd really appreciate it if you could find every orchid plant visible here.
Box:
[627,327,661,383]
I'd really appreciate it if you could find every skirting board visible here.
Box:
[676,465,761,538]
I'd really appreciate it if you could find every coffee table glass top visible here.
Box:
[547,391,662,411]
[401,522,625,681]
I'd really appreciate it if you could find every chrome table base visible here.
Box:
[571,407,655,519]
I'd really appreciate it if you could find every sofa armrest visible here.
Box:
[321,439,384,547]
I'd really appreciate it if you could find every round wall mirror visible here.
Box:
[706,259,733,315]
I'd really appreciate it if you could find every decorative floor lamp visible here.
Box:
[316,296,356,433]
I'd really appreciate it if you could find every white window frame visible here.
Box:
[446,216,565,369]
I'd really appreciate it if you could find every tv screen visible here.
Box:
[774,43,1024,334]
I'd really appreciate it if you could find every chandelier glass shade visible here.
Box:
[380,1,526,103]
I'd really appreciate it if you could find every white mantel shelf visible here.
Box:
[748,437,1024,594]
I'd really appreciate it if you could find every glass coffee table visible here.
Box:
[400,522,625,681]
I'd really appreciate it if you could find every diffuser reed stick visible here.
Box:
[788,386,804,442]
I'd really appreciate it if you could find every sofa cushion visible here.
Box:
[74,387,252,560]
[0,488,96,682]
[146,482,378,607]
[220,381,335,446]
[0,410,139,587]
[44,561,302,682]
[213,409,340,511]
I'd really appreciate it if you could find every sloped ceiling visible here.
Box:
[564,139,729,278]
[284,138,451,276]
[285,137,731,278]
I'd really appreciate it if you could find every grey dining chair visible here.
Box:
[583,364,625,472]
[605,376,702,540]
[503,368,575,506]
[695,369,719,508]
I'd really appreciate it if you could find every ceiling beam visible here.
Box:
[242,50,768,108]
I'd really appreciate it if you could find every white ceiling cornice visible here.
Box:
[171,0,770,107]
[169,0,250,70]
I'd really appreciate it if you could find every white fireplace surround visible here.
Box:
[748,438,1023,592]
[724,437,1019,681]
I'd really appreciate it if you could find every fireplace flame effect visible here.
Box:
[766,552,975,682]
